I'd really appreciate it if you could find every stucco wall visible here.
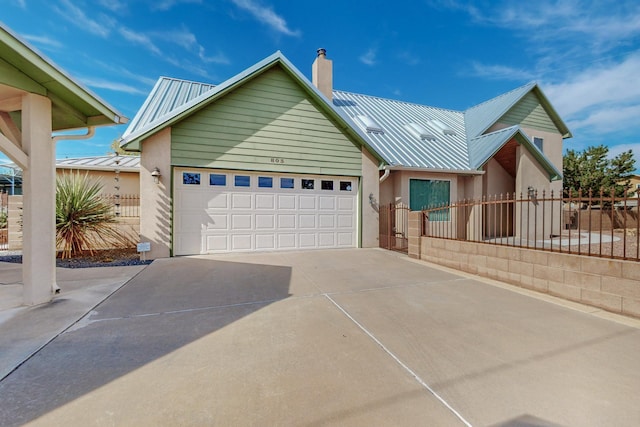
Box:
[361,148,379,248]
[56,168,139,196]
[140,128,172,259]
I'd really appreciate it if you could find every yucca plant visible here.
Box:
[56,172,132,259]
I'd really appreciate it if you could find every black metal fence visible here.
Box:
[102,194,140,218]
[422,189,640,261]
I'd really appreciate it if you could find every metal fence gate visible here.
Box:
[379,203,410,253]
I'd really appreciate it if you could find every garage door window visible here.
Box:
[302,179,314,189]
[280,177,294,189]
[258,177,273,188]
[321,180,334,190]
[340,181,352,191]
[235,175,250,187]
[183,172,201,185]
[209,174,226,186]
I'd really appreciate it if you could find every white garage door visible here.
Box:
[173,169,358,255]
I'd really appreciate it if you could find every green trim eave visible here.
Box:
[0,22,127,130]
[531,85,572,139]
[476,127,562,181]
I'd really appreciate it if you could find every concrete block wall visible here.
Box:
[408,211,640,318]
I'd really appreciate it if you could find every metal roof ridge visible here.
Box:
[333,89,464,114]
[464,81,537,112]
[468,125,520,141]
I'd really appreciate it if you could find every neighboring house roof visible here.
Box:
[56,155,140,172]
[120,51,570,180]
[0,21,127,131]
[0,155,140,173]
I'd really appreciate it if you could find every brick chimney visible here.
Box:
[312,48,333,100]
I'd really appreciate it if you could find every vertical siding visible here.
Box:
[498,92,559,134]
[171,66,362,176]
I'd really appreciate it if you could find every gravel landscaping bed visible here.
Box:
[0,248,152,268]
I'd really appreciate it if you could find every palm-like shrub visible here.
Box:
[56,173,132,259]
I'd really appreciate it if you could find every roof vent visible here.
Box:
[428,119,456,136]
[355,115,384,134]
[405,123,437,141]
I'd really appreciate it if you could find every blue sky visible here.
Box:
[3,0,640,167]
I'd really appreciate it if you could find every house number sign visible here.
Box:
[270,157,285,164]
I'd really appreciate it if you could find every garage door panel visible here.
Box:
[319,196,336,210]
[299,214,316,229]
[256,194,275,209]
[231,214,252,230]
[278,195,296,210]
[338,197,354,210]
[278,234,296,249]
[319,215,335,228]
[278,214,296,229]
[174,169,358,255]
[318,233,335,247]
[206,235,229,252]
[205,213,228,230]
[299,196,316,210]
[206,193,228,209]
[255,234,276,250]
[232,234,252,251]
[299,233,316,248]
[256,214,275,230]
[337,214,353,228]
[232,194,252,209]
[337,232,353,246]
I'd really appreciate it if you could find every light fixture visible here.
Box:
[151,167,161,184]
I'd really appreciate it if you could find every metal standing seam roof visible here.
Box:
[120,51,568,175]
[56,155,140,172]
[122,77,216,140]
[464,82,537,139]
[332,91,471,170]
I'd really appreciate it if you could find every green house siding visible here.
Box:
[171,66,362,176]
[498,92,559,134]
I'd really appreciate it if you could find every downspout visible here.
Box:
[48,126,96,294]
[51,126,96,144]
[379,166,390,183]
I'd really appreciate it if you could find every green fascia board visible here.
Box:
[121,51,386,166]
[0,21,126,130]
[473,126,562,181]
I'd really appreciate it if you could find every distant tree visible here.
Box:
[563,145,636,198]
[109,139,138,156]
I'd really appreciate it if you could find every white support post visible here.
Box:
[21,93,56,305]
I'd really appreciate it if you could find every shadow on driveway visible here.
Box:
[0,257,292,427]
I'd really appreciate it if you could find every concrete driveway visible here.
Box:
[1,248,639,426]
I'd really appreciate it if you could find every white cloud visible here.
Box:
[55,0,112,38]
[397,51,420,66]
[151,0,202,11]
[80,77,149,95]
[470,62,536,81]
[22,34,63,49]
[359,48,377,66]
[544,53,640,118]
[118,27,162,56]
[231,0,300,37]
[154,27,230,65]
[97,0,127,13]
[13,0,26,8]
